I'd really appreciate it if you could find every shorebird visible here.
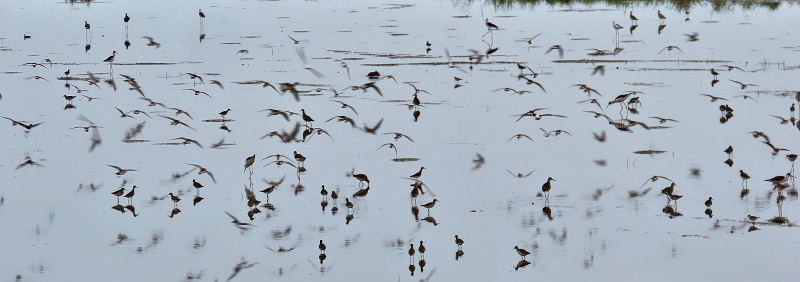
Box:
[410,167,425,179]
[331,190,338,203]
[320,185,328,200]
[84,21,91,37]
[684,32,699,41]
[244,154,255,174]
[124,13,130,27]
[540,128,573,137]
[545,45,564,59]
[613,21,623,30]
[301,109,314,126]
[319,240,326,254]
[658,10,666,24]
[224,211,255,230]
[384,132,414,142]
[699,94,727,102]
[123,186,137,204]
[142,36,161,48]
[513,246,530,260]
[107,164,136,176]
[542,177,555,197]
[418,241,426,259]
[454,235,464,250]
[332,100,358,115]
[104,51,117,73]
[659,46,683,54]
[168,192,181,207]
[765,173,791,184]
[669,194,683,206]
[377,143,398,158]
[648,116,679,124]
[747,215,759,224]
[353,173,370,187]
[724,146,733,156]
[421,199,438,214]
[704,197,712,207]
[591,65,606,76]
[111,187,125,202]
[485,18,498,30]
[729,79,756,89]
[629,11,638,24]
[198,9,205,23]
[192,179,204,195]
[507,134,534,143]
[345,198,354,212]
[293,151,306,166]
[739,170,750,188]
[408,244,415,259]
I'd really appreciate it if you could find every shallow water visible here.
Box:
[1,0,799,281]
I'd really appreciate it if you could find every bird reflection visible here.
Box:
[515,259,531,271]
[169,207,181,218]
[542,201,553,221]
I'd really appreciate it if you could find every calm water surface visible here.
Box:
[1,0,799,281]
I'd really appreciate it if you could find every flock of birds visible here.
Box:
[3,2,800,281]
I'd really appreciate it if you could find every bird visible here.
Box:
[507,134,534,143]
[648,116,679,124]
[669,194,683,205]
[219,109,231,118]
[320,185,328,200]
[711,69,719,79]
[629,11,638,24]
[724,146,733,155]
[319,240,326,254]
[84,20,91,34]
[107,164,136,176]
[142,36,161,48]
[454,235,464,250]
[684,32,699,41]
[739,170,751,188]
[104,51,117,72]
[123,186,137,204]
[729,79,756,89]
[513,246,530,260]
[485,18,498,30]
[124,13,130,25]
[545,45,564,59]
[704,197,712,207]
[699,94,727,102]
[658,10,666,24]
[410,167,425,179]
[293,151,306,166]
[659,46,683,54]
[613,21,623,30]
[332,100,358,115]
[541,177,555,197]
[192,179,204,194]
[331,191,338,203]
[384,132,414,142]
[345,198,354,212]
[408,244,415,258]
[421,199,438,213]
[353,173,370,187]
[765,173,791,184]
[63,95,76,104]
[168,192,181,206]
[198,9,205,21]
[747,215,759,224]
[244,154,255,173]
[418,241,426,259]
[111,187,125,202]
[224,211,255,230]
[301,109,314,126]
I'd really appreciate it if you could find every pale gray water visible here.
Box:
[1,0,799,281]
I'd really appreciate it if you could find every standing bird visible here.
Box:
[319,240,326,254]
[454,235,464,250]
[408,244,415,259]
[111,187,125,203]
[421,199,438,214]
[293,151,306,167]
[739,170,750,189]
[301,109,314,127]
[84,21,92,37]
[244,154,255,174]
[198,9,205,24]
[123,186,137,204]
[629,11,638,25]
[345,198,354,212]
[658,10,666,24]
[353,173,370,188]
[513,246,530,260]
[124,13,130,27]
[747,215,759,224]
[320,185,328,200]
[418,241,426,259]
[104,51,117,73]
[331,190,338,203]
[711,69,719,79]
[485,18,499,30]
[724,146,733,156]
[219,109,231,118]
[410,167,425,179]
[168,192,181,207]
[192,179,204,195]
[704,197,713,208]
[541,177,555,198]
